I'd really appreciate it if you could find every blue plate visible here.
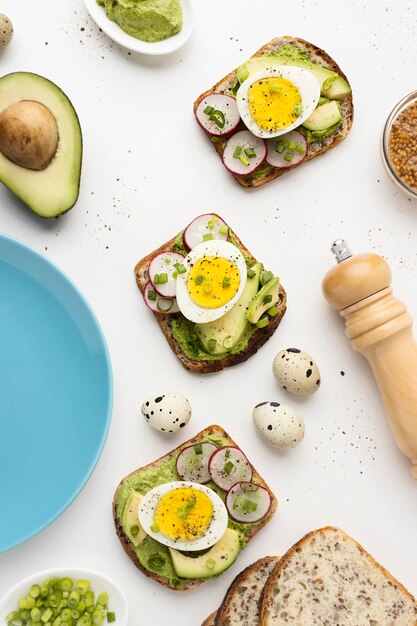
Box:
[0,233,113,552]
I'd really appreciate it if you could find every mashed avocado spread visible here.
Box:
[117,436,262,587]
[97,0,183,43]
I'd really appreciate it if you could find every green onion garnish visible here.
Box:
[275,140,288,154]
[164,258,171,265]
[194,443,203,455]
[267,305,279,317]
[244,147,256,158]
[225,449,231,458]
[153,272,168,285]
[247,269,256,279]
[260,270,274,286]
[107,613,116,623]
[148,554,166,571]
[284,150,294,163]
[209,109,226,128]
[256,316,269,329]
[207,338,217,352]
[208,220,214,229]
[147,289,156,301]
[174,262,186,274]
[157,298,174,313]
[222,276,231,288]
[219,225,228,235]
[203,281,213,294]
[233,145,242,158]
[224,461,234,475]
[150,522,160,533]
[239,154,250,166]
[269,84,282,93]
[178,496,197,519]
[233,497,258,513]
[130,524,139,537]
[294,104,303,116]
[288,140,297,150]
[263,294,273,304]
[195,275,205,285]
[295,143,305,154]
[203,233,214,241]
[203,105,215,116]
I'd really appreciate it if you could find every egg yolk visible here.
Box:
[154,487,213,542]
[187,256,240,309]
[248,77,302,132]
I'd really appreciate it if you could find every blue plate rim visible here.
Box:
[0,231,113,552]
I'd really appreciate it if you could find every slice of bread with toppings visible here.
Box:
[194,36,353,188]
[259,526,417,625]
[113,425,277,591]
[135,215,287,374]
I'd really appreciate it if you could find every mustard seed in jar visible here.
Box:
[388,101,417,191]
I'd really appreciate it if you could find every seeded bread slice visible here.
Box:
[259,526,417,626]
[134,220,287,374]
[194,36,354,188]
[202,612,218,626]
[113,425,278,592]
[214,555,281,626]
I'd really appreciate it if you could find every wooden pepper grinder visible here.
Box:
[322,239,417,479]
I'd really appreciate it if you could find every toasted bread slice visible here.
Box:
[135,219,287,374]
[194,36,354,188]
[113,425,277,591]
[202,612,217,626]
[259,526,417,625]
[214,555,281,626]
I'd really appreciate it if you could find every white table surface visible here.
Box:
[1,1,417,623]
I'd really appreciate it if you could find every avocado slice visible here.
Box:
[303,100,342,132]
[236,56,351,100]
[0,72,82,217]
[122,490,146,547]
[246,277,280,324]
[195,263,262,355]
[169,528,240,579]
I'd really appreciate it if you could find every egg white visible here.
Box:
[175,240,247,323]
[237,66,320,139]
[138,481,228,551]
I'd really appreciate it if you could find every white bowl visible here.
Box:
[0,567,128,625]
[83,0,194,55]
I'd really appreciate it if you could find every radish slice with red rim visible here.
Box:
[143,281,180,314]
[208,446,253,491]
[183,213,229,251]
[222,130,267,176]
[195,94,241,137]
[266,130,308,168]
[148,251,185,298]
[226,481,272,523]
[176,442,218,483]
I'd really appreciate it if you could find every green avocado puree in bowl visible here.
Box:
[97,0,183,43]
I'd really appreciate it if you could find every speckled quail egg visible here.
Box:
[273,348,321,395]
[141,392,191,433]
[252,401,305,449]
[0,14,13,50]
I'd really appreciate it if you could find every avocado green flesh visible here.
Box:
[246,277,280,324]
[117,435,263,587]
[0,72,82,218]
[169,528,240,578]
[300,119,342,145]
[303,100,342,131]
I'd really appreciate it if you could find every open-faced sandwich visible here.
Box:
[194,36,353,188]
[113,426,277,590]
[135,214,287,373]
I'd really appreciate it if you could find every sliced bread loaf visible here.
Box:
[260,526,417,626]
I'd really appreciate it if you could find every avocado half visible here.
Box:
[0,72,82,218]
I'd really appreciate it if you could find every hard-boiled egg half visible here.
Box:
[237,66,320,139]
[138,481,228,551]
[176,240,247,323]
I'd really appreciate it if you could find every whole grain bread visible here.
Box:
[259,526,417,625]
[134,220,287,374]
[113,425,278,592]
[193,36,354,188]
[202,612,218,626]
[214,555,281,626]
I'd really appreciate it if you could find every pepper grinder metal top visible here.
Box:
[322,241,417,480]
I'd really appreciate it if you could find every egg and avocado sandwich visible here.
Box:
[194,36,353,187]
[135,213,287,373]
[113,425,277,590]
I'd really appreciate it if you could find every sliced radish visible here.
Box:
[222,130,267,176]
[183,214,229,251]
[143,280,180,315]
[208,446,253,491]
[195,94,241,137]
[226,482,272,523]
[266,130,308,168]
[148,251,185,298]
[176,442,218,483]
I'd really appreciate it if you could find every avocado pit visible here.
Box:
[0,100,58,170]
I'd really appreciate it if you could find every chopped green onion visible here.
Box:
[206,559,216,570]
[97,593,108,607]
[275,140,288,154]
[244,147,256,158]
[269,83,282,93]
[256,316,269,329]
[130,524,139,537]
[107,613,116,623]
[153,272,168,285]
[267,305,279,317]
[203,105,215,116]
[31,584,41,598]
[263,294,273,305]
[92,609,104,625]
[222,276,231,288]
[202,233,214,241]
[284,150,294,163]
[164,258,171,265]
[42,608,53,622]
[294,104,303,116]
[203,281,213,294]
[157,298,174,313]
[224,460,234,475]
[233,145,242,158]
[207,338,217,352]
[147,289,156,301]
[241,482,259,492]
[194,443,203,455]
[150,522,160,533]
[295,143,306,154]
[233,497,258,513]
[195,275,205,285]
[209,109,226,128]
[219,225,228,235]
[60,579,73,593]
[174,262,186,274]
[208,220,214,229]
[247,269,256,279]
[177,496,197,519]
[288,140,297,150]
[260,270,274,286]
[225,449,231,458]
[239,154,250,166]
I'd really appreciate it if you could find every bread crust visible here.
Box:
[113,425,278,591]
[259,526,417,625]
[193,36,354,188]
[201,612,217,626]
[135,222,287,373]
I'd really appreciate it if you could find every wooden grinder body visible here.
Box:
[322,252,417,479]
